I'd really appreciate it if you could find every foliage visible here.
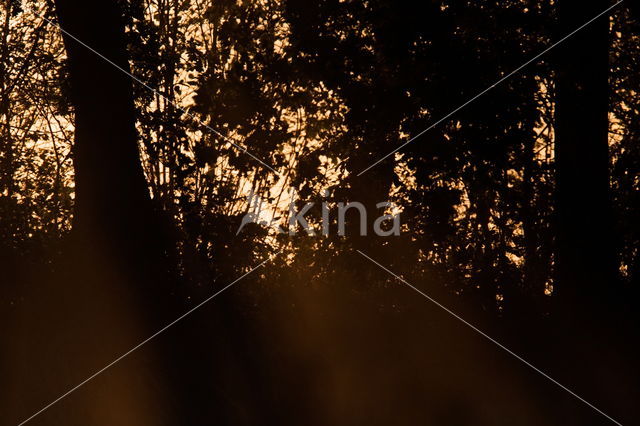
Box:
[3,0,640,315]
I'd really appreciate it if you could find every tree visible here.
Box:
[54,0,156,258]
[2,1,185,423]
[554,0,618,308]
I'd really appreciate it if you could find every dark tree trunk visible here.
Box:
[54,0,154,254]
[554,0,617,309]
[11,1,188,423]
[46,4,263,425]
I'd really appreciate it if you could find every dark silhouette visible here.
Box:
[1,0,639,424]
[554,0,618,310]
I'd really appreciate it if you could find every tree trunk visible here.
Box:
[554,0,617,309]
[39,3,258,425]
[2,1,185,424]
[54,0,154,253]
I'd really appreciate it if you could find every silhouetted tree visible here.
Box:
[54,0,156,257]
[554,0,617,309]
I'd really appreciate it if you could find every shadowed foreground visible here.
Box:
[2,252,637,426]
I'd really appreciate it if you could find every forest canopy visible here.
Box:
[2,0,639,312]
